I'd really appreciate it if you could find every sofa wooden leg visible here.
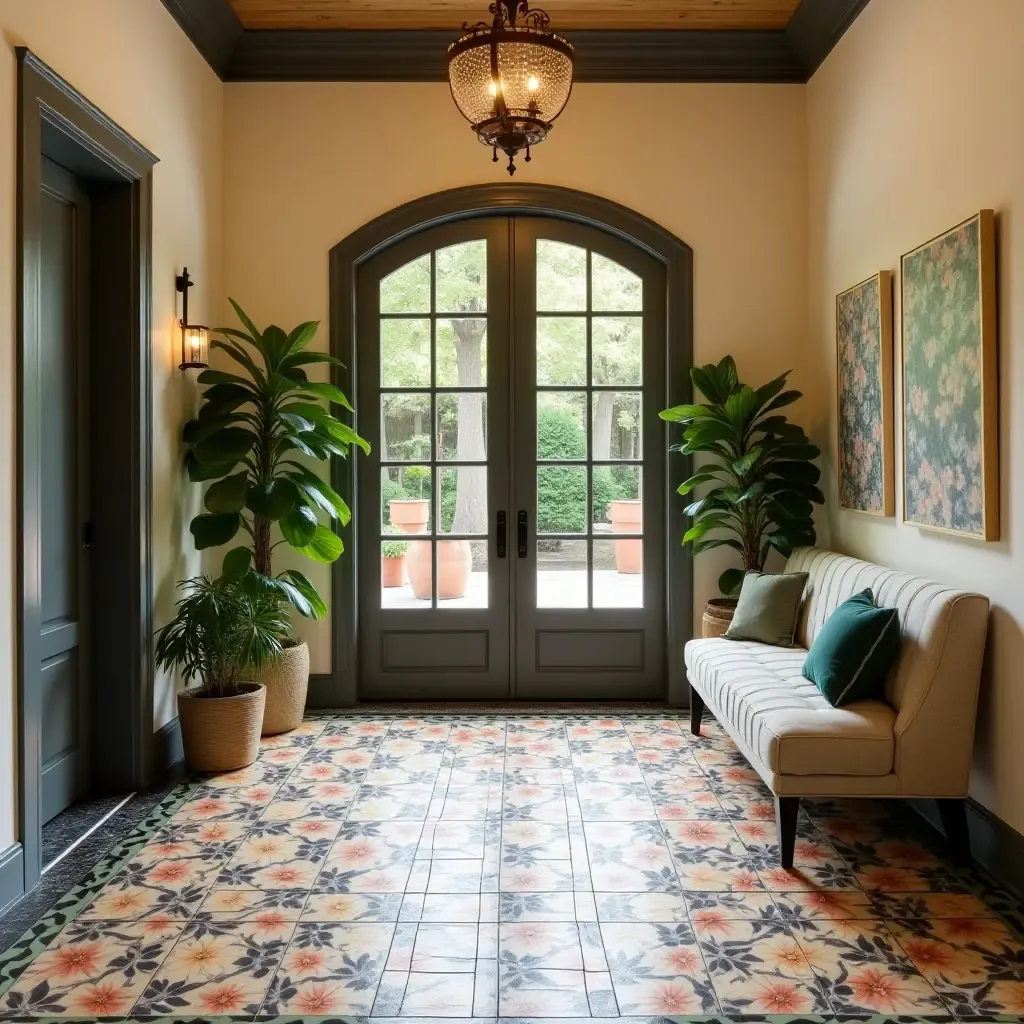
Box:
[937,799,970,866]
[775,797,799,869]
[689,685,704,736]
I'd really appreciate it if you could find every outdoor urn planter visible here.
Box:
[258,640,310,736]
[177,683,266,773]
[608,499,642,574]
[389,497,470,600]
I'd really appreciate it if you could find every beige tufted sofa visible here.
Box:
[685,547,990,868]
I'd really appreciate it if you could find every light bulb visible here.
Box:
[527,74,539,91]
[488,79,498,96]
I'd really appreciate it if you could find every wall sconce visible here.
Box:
[176,267,210,370]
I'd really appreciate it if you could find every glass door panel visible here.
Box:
[357,219,511,698]
[513,219,666,698]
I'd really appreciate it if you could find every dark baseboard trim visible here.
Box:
[909,796,1024,899]
[152,717,185,780]
[307,673,353,710]
[162,0,868,83]
[0,845,24,917]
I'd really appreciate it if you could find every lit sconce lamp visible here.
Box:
[175,267,210,370]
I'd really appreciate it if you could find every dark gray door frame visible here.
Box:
[17,49,158,893]
[327,184,693,709]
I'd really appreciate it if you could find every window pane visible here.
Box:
[437,318,487,387]
[592,317,642,386]
[537,316,586,386]
[538,539,588,608]
[592,253,642,311]
[438,466,487,535]
[593,466,641,532]
[382,393,432,460]
[537,466,587,534]
[458,540,489,609]
[437,393,487,461]
[593,539,643,608]
[537,240,586,311]
[382,465,433,533]
[381,318,430,387]
[592,391,641,460]
[380,253,430,314]
[382,539,433,608]
[537,392,586,461]
[436,240,487,314]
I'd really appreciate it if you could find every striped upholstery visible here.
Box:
[685,547,990,798]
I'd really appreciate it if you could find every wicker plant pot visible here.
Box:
[259,641,310,736]
[177,683,265,772]
[702,598,738,638]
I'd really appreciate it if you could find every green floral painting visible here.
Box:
[902,212,997,538]
[837,273,892,514]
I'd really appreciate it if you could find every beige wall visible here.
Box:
[0,0,223,845]
[808,0,1024,832]
[223,81,811,670]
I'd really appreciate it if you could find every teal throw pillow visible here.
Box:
[724,571,808,647]
[802,588,900,706]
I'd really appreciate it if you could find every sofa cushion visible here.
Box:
[685,637,896,777]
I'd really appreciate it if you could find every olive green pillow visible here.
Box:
[802,588,900,706]
[724,571,808,647]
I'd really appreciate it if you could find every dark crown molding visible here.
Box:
[164,0,869,84]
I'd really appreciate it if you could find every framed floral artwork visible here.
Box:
[836,271,894,515]
[901,210,998,540]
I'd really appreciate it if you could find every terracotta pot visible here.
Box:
[381,554,406,588]
[389,498,429,534]
[608,499,643,574]
[407,538,472,601]
[177,682,265,773]
[258,641,310,736]
[702,598,738,638]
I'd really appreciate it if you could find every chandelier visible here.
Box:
[447,0,574,175]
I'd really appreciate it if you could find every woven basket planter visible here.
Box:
[258,641,310,736]
[177,683,265,773]
[702,598,738,638]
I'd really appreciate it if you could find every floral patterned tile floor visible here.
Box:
[1,711,1024,1023]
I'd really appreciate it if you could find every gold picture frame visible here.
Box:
[835,271,894,516]
[900,210,998,540]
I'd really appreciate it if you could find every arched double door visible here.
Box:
[356,216,667,700]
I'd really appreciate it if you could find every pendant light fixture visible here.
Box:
[447,0,574,175]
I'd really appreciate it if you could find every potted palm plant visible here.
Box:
[183,300,368,734]
[156,575,289,772]
[660,357,824,637]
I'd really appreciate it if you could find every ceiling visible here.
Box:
[226,0,802,32]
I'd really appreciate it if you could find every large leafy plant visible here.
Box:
[660,356,824,597]
[185,300,369,619]
[155,575,289,698]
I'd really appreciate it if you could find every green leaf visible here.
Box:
[228,298,264,348]
[731,449,762,477]
[683,515,730,544]
[279,411,317,435]
[211,338,265,385]
[301,381,353,410]
[692,537,744,556]
[281,569,328,619]
[189,512,241,549]
[659,404,712,423]
[200,382,254,407]
[204,471,249,514]
[196,369,252,389]
[724,386,759,429]
[770,461,821,485]
[295,524,344,563]
[754,370,791,411]
[770,443,820,462]
[185,452,237,482]
[761,389,802,414]
[194,427,256,465]
[770,493,814,519]
[183,416,235,446]
[690,364,728,405]
[719,567,745,597]
[280,504,318,547]
[246,479,299,521]
[222,546,252,579]
[684,419,735,446]
[281,351,344,372]
[286,321,320,355]
[676,470,723,495]
[251,573,313,618]
[286,468,351,524]
[717,355,739,396]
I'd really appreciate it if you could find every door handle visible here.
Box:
[496,511,507,558]
[517,510,528,558]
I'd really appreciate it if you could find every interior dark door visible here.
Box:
[357,219,513,698]
[511,219,666,697]
[38,159,92,823]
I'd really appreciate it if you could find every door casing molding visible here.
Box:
[16,49,158,894]
[325,184,693,707]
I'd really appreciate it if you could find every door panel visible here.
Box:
[357,219,512,698]
[39,159,91,821]
[512,219,666,698]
